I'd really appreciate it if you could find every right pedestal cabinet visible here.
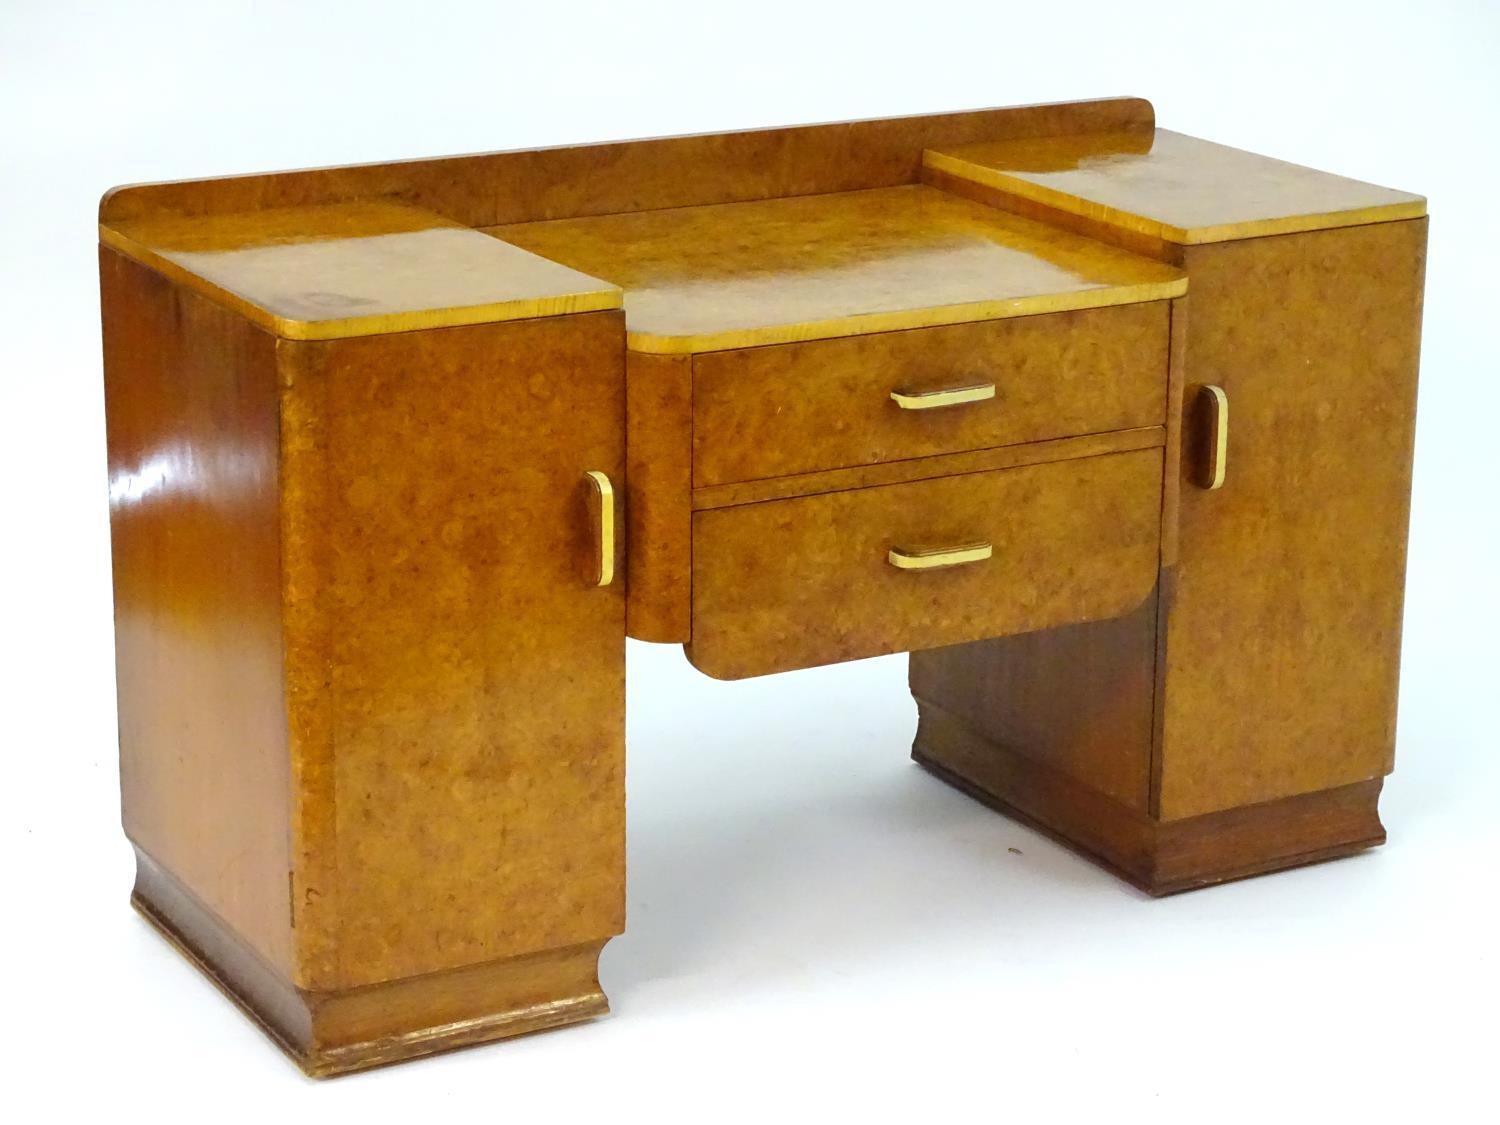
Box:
[912,131,1426,893]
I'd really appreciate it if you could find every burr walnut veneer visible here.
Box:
[97,98,1427,1075]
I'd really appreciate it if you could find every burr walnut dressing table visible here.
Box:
[98,98,1427,1076]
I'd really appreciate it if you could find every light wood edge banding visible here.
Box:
[97,224,623,341]
[622,282,1186,355]
[921,147,1428,246]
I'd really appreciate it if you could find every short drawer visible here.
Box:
[686,447,1163,679]
[691,302,1168,487]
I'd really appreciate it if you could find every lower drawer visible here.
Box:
[686,448,1163,679]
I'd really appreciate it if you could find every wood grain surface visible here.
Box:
[1157,219,1427,818]
[101,98,1156,225]
[925,127,1425,244]
[98,97,1430,1073]
[102,200,620,339]
[132,850,611,1077]
[691,428,1165,510]
[912,701,1386,895]
[691,301,1169,485]
[910,588,1163,812]
[102,248,295,976]
[279,312,628,989]
[486,186,1184,352]
[625,351,693,642]
[688,449,1162,679]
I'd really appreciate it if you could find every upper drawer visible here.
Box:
[691,302,1169,487]
[686,447,1163,680]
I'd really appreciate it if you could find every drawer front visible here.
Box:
[692,302,1168,487]
[686,448,1163,680]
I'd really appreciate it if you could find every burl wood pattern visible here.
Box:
[625,351,693,642]
[905,324,1178,817]
[906,299,1183,817]
[691,428,1165,511]
[101,98,1155,226]
[909,222,1424,877]
[688,449,1162,680]
[102,248,295,977]
[104,237,629,1067]
[279,311,627,988]
[692,302,1168,486]
[1159,220,1427,818]
[1159,298,1188,566]
[101,199,620,339]
[98,99,1429,1072]
[132,852,609,1076]
[923,163,1181,264]
[485,186,1184,353]
[924,128,1425,244]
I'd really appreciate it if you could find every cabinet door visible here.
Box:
[281,311,626,989]
[1159,221,1426,820]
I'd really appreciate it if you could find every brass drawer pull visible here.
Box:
[583,470,616,587]
[887,542,993,570]
[890,383,996,410]
[1198,384,1229,490]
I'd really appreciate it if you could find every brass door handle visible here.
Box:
[890,383,995,410]
[1197,385,1229,490]
[583,470,616,587]
[887,542,993,570]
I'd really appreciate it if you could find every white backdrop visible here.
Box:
[2,1,1496,1119]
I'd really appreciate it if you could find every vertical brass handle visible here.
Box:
[583,470,616,587]
[1198,385,1228,490]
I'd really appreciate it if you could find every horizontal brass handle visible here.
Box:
[887,542,993,570]
[890,383,996,410]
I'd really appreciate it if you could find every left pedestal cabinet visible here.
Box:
[101,248,627,1075]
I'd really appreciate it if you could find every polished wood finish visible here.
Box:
[1159,298,1188,566]
[486,186,1183,353]
[925,128,1426,244]
[907,221,1425,877]
[691,302,1168,486]
[101,97,1155,225]
[912,701,1386,895]
[691,427,1164,511]
[103,248,295,977]
[911,590,1163,812]
[104,234,628,1066]
[906,303,1179,816]
[279,312,626,989]
[102,200,620,339]
[687,449,1162,680]
[133,851,609,1077]
[625,351,693,642]
[1158,220,1426,818]
[923,162,1180,264]
[99,99,1428,1074]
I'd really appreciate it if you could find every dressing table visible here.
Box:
[98,97,1427,1075]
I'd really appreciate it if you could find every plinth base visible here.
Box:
[132,850,610,1077]
[912,701,1386,896]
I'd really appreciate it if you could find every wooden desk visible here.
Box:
[97,97,1427,1075]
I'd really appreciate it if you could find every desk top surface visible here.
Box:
[95,107,1426,345]
[925,128,1426,245]
[485,185,1185,354]
[100,200,623,340]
